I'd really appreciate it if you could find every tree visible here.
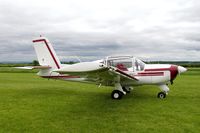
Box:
[32,60,39,66]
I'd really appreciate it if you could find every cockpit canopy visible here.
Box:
[103,55,145,71]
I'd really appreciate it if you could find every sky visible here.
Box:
[0,0,200,62]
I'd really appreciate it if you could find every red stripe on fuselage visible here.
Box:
[33,39,60,69]
[136,72,164,76]
[144,68,170,71]
[144,65,178,81]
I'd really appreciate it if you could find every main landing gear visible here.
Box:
[157,84,169,99]
[111,83,132,100]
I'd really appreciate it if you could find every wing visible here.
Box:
[55,66,138,86]
[109,67,138,81]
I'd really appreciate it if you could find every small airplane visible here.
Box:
[17,37,187,99]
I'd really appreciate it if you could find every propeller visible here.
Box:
[177,66,187,74]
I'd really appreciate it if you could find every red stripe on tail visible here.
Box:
[33,39,60,69]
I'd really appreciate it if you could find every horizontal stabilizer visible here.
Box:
[15,66,51,70]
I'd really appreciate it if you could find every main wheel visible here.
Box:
[111,90,123,99]
[157,92,166,99]
[122,87,131,93]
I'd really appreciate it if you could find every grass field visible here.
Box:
[0,67,199,132]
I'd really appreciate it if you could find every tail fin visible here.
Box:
[32,37,61,69]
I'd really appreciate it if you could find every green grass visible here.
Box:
[0,68,199,132]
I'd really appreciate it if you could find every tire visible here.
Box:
[122,87,131,93]
[111,90,123,99]
[157,92,166,99]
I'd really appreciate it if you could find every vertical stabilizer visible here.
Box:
[32,37,61,69]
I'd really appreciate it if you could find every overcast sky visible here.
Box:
[0,0,200,62]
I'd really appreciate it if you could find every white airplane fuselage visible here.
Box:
[18,37,187,99]
[41,59,186,86]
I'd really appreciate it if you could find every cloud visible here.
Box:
[0,0,200,62]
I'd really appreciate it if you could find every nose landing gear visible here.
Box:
[157,92,166,99]
[157,84,169,99]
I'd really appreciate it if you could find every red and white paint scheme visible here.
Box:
[17,37,187,99]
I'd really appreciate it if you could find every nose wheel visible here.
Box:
[157,92,166,99]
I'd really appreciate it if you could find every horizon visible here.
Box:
[1,60,200,64]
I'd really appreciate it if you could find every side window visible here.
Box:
[135,59,145,71]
